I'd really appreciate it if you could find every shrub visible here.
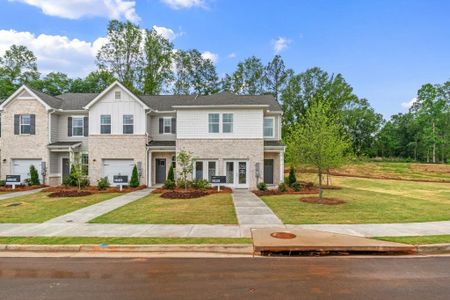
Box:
[301,181,314,189]
[291,181,301,192]
[191,179,210,190]
[29,165,40,186]
[257,182,268,191]
[0,180,5,187]
[176,179,191,189]
[129,165,140,188]
[278,182,287,192]
[63,165,78,187]
[97,177,110,190]
[287,166,297,187]
[167,165,175,182]
[163,179,176,190]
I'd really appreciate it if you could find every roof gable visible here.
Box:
[0,85,59,110]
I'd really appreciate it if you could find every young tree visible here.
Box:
[129,164,140,188]
[287,100,350,200]
[141,28,174,95]
[167,165,175,182]
[29,165,40,186]
[176,150,193,191]
[97,20,142,91]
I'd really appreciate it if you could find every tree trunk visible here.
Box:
[433,121,436,163]
[326,171,330,187]
[318,170,323,201]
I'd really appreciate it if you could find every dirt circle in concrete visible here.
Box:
[300,197,346,205]
[270,232,297,239]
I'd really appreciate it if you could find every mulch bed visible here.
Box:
[0,185,46,192]
[300,197,346,205]
[253,187,320,196]
[160,191,208,199]
[42,185,147,194]
[153,187,232,195]
[48,191,93,198]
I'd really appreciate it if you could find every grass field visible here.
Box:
[0,192,120,223]
[262,175,450,224]
[375,235,450,245]
[91,193,238,224]
[0,237,251,245]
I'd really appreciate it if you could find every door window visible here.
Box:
[226,162,234,184]
[208,161,217,182]
[195,161,203,180]
[238,162,247,184]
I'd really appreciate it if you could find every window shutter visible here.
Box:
[14,115,20,135]
[84,117,89,136]
[30,114,36,135]
[159,118,163,134]
[171,117,176,134]
[68,117,72,137]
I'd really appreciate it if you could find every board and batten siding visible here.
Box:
[89,88,146,135]
[176,108,264,139]
[148,113,176,141]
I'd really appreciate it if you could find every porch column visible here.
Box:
[280,150,284,183]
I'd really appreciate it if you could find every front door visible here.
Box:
[62,158,70,180]
[264,159,274,184]
[155,159,166,184]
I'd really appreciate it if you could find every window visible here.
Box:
[20,114,31,134]
[171,155,176,169]
[81,153,89,175]
[163,118,172,134]
[72,116,84,137]
[222,113,233,133]
[263,117,274,138]
[208,113,220,133]
[100,115,111,134]
[123,115,134,134]
[195,161,203,180]
[115,91,121,99]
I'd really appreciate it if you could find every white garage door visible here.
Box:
[102,159,134,185]
[12,159,42,183]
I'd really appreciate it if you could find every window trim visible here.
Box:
[72,116,84,137]
[193,159,218,182]
[163,117,172,134]
[19,114,31,135]
[80,153,89,176]
[263,116,275,138]
[208,113,220,134]
[122,114,134,134]
[222,113,233,133]
[100,114,111,135]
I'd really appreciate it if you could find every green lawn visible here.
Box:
[375,235,450,245]
[0,192,120,223]
[91,193,238,224]
[262,176,450,224]
[0,236,251,245]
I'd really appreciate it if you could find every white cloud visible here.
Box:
[272,37,292,54]
[10,0,140,22]
[0,29,106,78]
[401,97,417,109]
[201,51,218,64]
[227,52,236,59]
[161,0,206,9]
[152,25,179,42]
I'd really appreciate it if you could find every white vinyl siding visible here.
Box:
[177,109,264,139]
[148,113,176,140]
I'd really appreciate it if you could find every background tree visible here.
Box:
[287,100,351,200]
[70,70,116,93]
[0,45,39,99]
[223,56,265,95]
[97,20,142,91]
[30,72,73,96]
[264,55,293,101]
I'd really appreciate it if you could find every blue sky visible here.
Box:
[0,0,449,118]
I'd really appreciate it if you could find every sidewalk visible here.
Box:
[45,188,152,224]
[0,188,43,200]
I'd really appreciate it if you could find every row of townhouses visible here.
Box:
[0,82,285,189]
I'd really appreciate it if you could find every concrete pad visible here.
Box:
[238,215,284,225]
[140,225,194,237]
[251,228,416,254]
[188,225,241,238]
[235,207,275,215]
[233,201,267,208]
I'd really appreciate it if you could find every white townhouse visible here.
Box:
[0,82,285,189]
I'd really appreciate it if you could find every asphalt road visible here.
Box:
[0,256,449,300]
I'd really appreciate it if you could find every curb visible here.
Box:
[416,243,450,254]
[0,244,253,255]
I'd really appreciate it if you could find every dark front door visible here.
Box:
[155,159,166,184]
[62,158,70,179]
[264,159,274,184]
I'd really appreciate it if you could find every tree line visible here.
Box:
[0,20,448,163]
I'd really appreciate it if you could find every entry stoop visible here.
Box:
[251,228,416,256]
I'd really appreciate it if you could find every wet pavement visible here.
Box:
[0,256,449,299]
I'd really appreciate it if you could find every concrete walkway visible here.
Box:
[45,188,152,224]
[0,188,43,200]
[232,189,283,226]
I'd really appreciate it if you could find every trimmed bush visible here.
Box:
[129,165,140,188]
[97,177,110,190]
[167,165,175,182]
[163,179,176,190]
[278,182,287,192]
[291,181,301,192]
[176,179,191,189]
[191,179,210,190]
[29,165,40,186]
[257,182,268,191]
[287,166,297,187]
